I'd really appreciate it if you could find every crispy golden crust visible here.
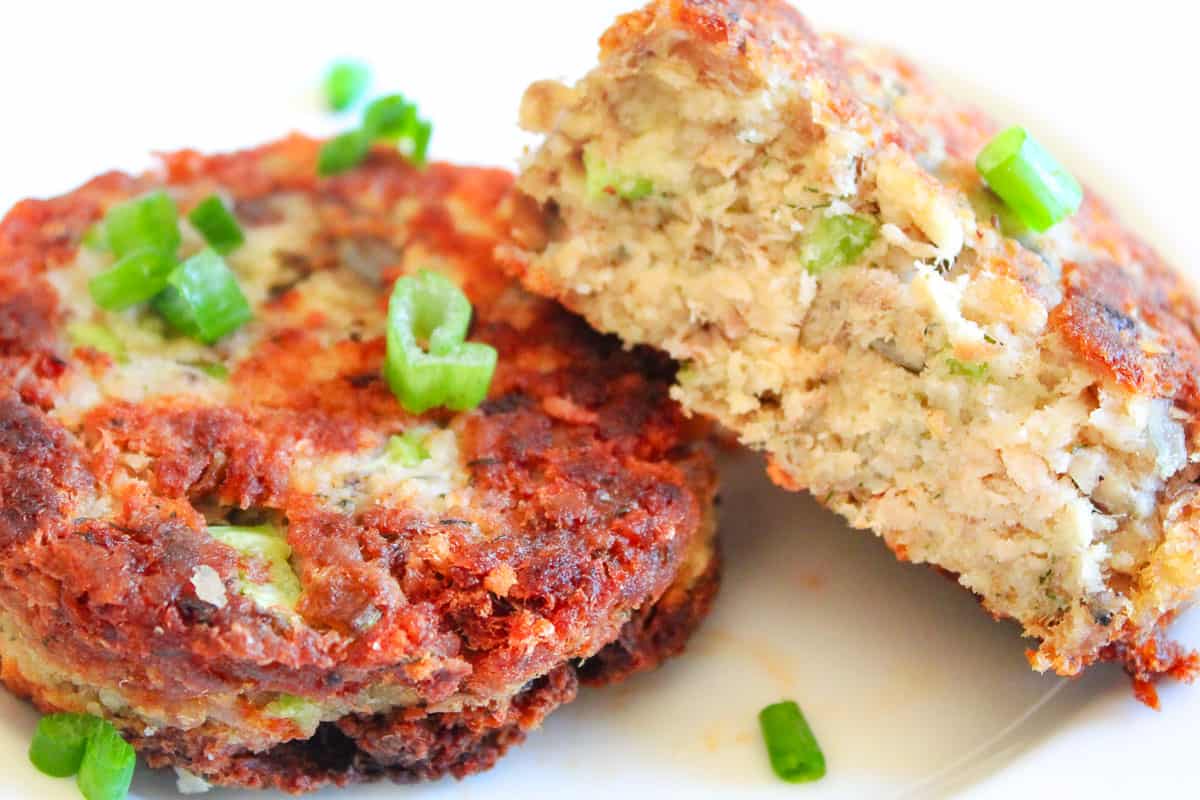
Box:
[578,540,720,686]
[1,564,718,794]
[1098,620,1200,710]
[0,137,719,786]
[600,0,870,128]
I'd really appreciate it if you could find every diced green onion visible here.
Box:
[29,714,135,800]
[318,130,372,176]
[583,147,652,201]
[758,700,826,783]
[152,250,252,344]
[319,90,432,176]
[362,95,433,168]
[363,95,417,140]
[209,524,286,561]
[188,195,245,255]
[405,119,433,168]
[263,694,322,730]
[67,323,127,362]
[324,61,370,112]
[88,247,175,310]
[101,191,181,258]
[76,720,135,800]
[184,360,230,380]
[81,224,109,252]
[209,524,301,611]
[946,357,989,381]
[970,188,1029,239]
[29,713,100,778]
[975,126,1082,233]
[800,214,877,274]
[386,430,430,467]
[383,271,497,414]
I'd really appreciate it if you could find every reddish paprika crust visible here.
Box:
[3,573,720,794]
[0,137,719,790]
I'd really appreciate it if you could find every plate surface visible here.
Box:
[1,2,1196,797]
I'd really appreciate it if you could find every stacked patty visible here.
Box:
[0,136,719,792]
[511,0,1200,682]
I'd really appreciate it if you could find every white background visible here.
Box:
[1,2,1197,798]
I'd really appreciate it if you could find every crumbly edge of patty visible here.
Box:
[0,517,718,794]
[510,0,1200,675]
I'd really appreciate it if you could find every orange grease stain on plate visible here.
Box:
[701,722,757,754]
[795,569,829,590]
[703,630,798,691]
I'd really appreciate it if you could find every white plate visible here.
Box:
[1,2,1196,798]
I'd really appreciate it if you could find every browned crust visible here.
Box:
[599,0,861,124]
[42,666,580,794]
[1097,617,1200,710]
[0,136,720,782]
[1048,255,1200,428]
[577,539,720,686]
[3,558,718,793]
[127,663,569,794]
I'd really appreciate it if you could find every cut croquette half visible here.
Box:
[509,0,1200,688]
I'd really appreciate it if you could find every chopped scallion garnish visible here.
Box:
[28,713,135,800]
[101,191,181,258]
[758,700,826,783]
[263,694,322,730]
[184,360,230,380]
[86,191,252,347]
[88,247,175,310]
[383,271,497,414]
[321,92,433,175]
[406,119,433,168]
[188,195,245,255]
[324,61,370,112]
[363,95,433,168]
[29,713,100,778]
[970,188,1029,239]
[363,95,417,140]
[209,524,286,561]
[318,130,372,176]
[946,357,989,381]
[80,224,108,252]
[67,323,126,363]
[583,147,653,201]
[76,721,135,800]
[152,249,252,344]
[209,524,301,611]
[800,214,876,275]
[975,126,1082,233]
[386,430,430,467]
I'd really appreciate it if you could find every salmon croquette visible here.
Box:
[511,0,1200,683]
[0,136,719,792]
